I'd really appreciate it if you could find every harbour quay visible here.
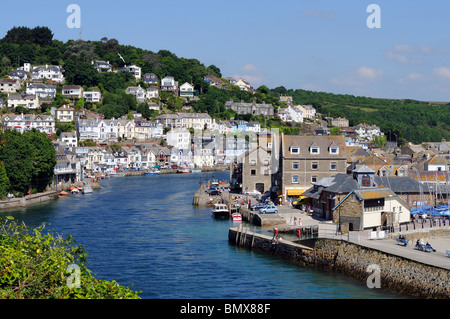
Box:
[229,206,450,299]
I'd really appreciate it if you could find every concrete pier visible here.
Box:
[229,204,450,298]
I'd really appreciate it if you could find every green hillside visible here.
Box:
[271,87,450,145]
[1,26,449,144]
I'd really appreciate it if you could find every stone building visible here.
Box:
[241,146,273,195]
[332,187,411,231]
[303,165,421,220]
[280,134,347,203]
[224,99,274,116]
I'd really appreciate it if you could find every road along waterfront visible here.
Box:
[0,171,407,299]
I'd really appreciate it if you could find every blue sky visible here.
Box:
[2,1,450,101]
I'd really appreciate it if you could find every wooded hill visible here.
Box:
[0,26,449,144]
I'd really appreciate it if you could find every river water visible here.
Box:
[0,171,406,299]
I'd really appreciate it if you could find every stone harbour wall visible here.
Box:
[228,227,450,299]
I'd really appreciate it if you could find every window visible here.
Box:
[251,169,256,176]
[311,176,318,183]
[310,147,319,154]
[330,162,337,170]
[361,174,371,187]
[311,162,318,170]
[330,147,339,155]
[290,147,299,154]
[293,162,299,170]
[292,175,299,183]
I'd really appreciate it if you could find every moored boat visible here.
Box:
[231,212,242,222]
[82,186,93,194]
[145,170,160,175]
[177,168,190,174]
[211,203,229,218]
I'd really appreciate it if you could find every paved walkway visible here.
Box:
[275,205,450,270]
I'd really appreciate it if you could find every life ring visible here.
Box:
[296,229,301,238]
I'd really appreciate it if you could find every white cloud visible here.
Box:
[384,44,447,64]
[232,63,268,87]
[356,66,383,80]
[331,66,383,87]
[432,67,450,79]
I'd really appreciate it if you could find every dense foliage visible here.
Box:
[271,87,450,144]
[0,217,140,299]
[0,129,56,197]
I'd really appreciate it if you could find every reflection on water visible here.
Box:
[0,172,407,299]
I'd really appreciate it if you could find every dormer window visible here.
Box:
[290,147,299,154]
[310,147,319,154]
[330,147,339,155]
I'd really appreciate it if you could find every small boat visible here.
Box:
[230,206,242,222]
[211,203,229,218]
[144,170,160,175]
[177,168,190,174]
[82,186,93,194]
[191,169,201,173]
[231,212,242,222]
[58,191,69,196]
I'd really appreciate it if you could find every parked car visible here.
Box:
[250,202,266,211]
[244,189,261,196]
[205,187,221,195]
[259,204,278,214]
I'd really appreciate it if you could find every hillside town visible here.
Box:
[0,61,449,223]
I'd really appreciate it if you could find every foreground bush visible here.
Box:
[0,217,140,299]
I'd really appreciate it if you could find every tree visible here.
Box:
[23,129,56,193]
[0,161,10,199]
[31,26,54,46]
[0,217,141,299]
[0,130,33,195]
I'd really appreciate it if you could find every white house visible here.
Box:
[55,105,77,123]
[146,86,159,99]
[295,105,316,119]
[166,128,191,150]
[121,65,141,80]
[277,105,303,123]
[179,82,195,99]
[126,85,147,103]
[92,60,112,73]
[0,78,21,93]
[177,112,212,130]
[62,85,83,99]
[60,132,78,148]
[354,123,384,141]
[26,83,56,99]
[1,113,55,135]
[77,118,101,141]
[160,76,178,94]
[7,94,40,109]
[31,65,64,83]
[235,78,253,92]
[83,91,102,103]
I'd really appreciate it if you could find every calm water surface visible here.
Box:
[0,171,406,299]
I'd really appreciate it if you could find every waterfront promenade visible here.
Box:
[273,205,450,271]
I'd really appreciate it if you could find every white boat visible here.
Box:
[211,203,229,218]
[231,212,242,222]
[82,186,93,194]
[230,206,242,222]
